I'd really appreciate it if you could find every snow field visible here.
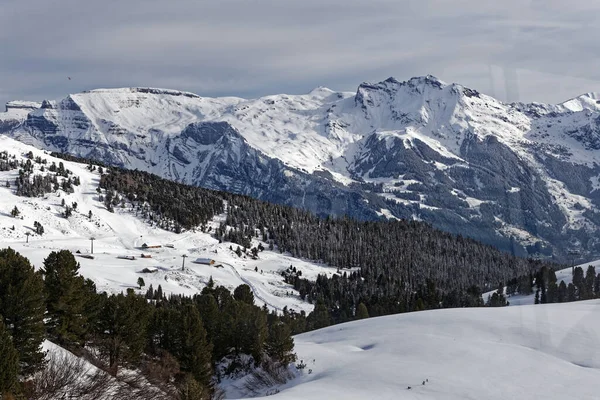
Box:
[259,301,600,400]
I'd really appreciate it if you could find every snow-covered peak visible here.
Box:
[5,100,41,112]
[560,92,600,112]
[307,86,337,98]
[82,87,203,99]
[355,75,447,102]
[403,74,448,88]
[353,74,486,116]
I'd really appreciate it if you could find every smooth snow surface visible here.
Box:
[257,301,600,400]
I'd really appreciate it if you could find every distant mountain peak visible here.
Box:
[308,86,336,98]
[5,100,41,112]
[560,92,600,112]
[82,87,202,99]
[356,75,453,97]
[406,74,447,87]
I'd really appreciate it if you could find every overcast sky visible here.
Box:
[1,0,599,106]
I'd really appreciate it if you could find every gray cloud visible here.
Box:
[1,0,599,105]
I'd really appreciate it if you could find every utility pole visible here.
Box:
[568,249,580,275]
[90,237,95,254]
[181,254,187,271]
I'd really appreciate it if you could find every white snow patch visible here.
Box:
[264,300,600,400]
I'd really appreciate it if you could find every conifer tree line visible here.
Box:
[0,248,297,399]
[89,163,560,295]
[2,150,80,197]
[0,150,19,171]
[51,154,565,323]
[495,264,600,305]
[98,168,224,231]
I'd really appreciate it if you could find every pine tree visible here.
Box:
[96,289,150,374]
[82,279,103,340]
[266,321,296,366]
[137,277,145,290]
[63,205,73,218]
[34,221,44,235]
[567,283,577,302]
[10,206,19,218]
[177,304,213,391]
[0,248,46,375]
[584,265,596,300]
[248,308,268,363]
[546,280,558,303]
[488,292,508,307]
[572,267,584,300]
[356,302,369,319]
[177,374,209,400]
[42,250,88,345]
[309,299,330,330]
[233,284,254,305]
[557,281,567,302]
[0,319,19,396]
[194,293,220,361]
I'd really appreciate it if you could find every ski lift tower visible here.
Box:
[181,254,188,271]
[567,249,580,274]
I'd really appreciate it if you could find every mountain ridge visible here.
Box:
[3,76,600,260]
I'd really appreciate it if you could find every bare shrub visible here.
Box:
[175,374,212,400]
[23,348,175,400]
[140,350,180,387]
[24,350,113,400]
[241,357,295,397]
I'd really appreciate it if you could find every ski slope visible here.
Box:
[251,300,600,400]
[0,135,338,313]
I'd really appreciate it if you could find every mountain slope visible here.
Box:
[0,135,338,314]
[4,78,600,259]
[247,300,600,400]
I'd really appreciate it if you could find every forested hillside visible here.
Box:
[91,159,562,324]
[0,248,298,399]
[1,149,593,399]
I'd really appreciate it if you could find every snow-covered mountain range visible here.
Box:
[3,76,600,260]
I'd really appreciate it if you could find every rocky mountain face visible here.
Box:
[3,78,600,260]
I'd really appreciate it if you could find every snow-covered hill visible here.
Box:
[249,300,600,400]
[0,135,337,313]
[4,77,600,259]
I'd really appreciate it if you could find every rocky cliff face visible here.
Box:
[3,79,600,260]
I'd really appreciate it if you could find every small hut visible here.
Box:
[141,243,162,249]
[193,258,216,265]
